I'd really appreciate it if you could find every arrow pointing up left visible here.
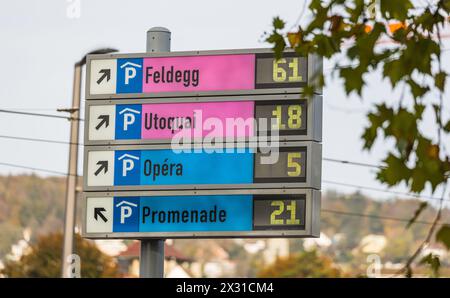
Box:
[94,207,108,222]
[97,69,111,84]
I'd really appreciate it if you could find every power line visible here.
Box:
[0,109,83,121]
[322,179,448,202]
[321,209,447,225]
[0,161,76,177]
[0,108,84,111]
[324,157,383,170]
[0,134,83,146]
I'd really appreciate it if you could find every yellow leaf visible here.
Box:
[287,32,301,48]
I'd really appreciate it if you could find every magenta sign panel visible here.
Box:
[88,49,309,97]
[142,54,255,93]
[140,101,255,139]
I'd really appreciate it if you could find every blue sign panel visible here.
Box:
[84,192,314,237]
[113,148,254,186]
[113,197,140,232]
[116,58,143,93]
[115,104,142,140]
[138,195,252,232]
[114,150,141,185]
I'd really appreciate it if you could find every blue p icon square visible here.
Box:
[114,150,141,185]
[113,197,140,232]
[117,58,143,93]
[116,104,142,140]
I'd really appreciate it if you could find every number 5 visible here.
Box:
[287,152,301,177]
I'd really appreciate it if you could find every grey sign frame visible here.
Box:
[81,188,321,239]
[83,141,322,192]
[84,94,322,145]
[85,48,323,100]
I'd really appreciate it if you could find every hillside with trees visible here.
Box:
[0,174,448,276]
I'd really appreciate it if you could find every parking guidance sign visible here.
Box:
[83,48,323,240]
[86,49,322,99]
[83,189,320,238]
[84,142,321,191]
[85,95,322,145]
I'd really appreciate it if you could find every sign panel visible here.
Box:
[86,49,322,99]
[82,189,321,238]
[83,142,322,191]
[85,95,322,145]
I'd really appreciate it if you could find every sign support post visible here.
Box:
[139,26,171,278]
[61,63,81,278]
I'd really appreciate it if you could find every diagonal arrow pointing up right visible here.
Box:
[96,115,110,130]
[94,160,108,176]
[97,69,111,84]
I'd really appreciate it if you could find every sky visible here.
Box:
[0,0,449,206]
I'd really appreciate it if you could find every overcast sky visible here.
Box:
[0,0,449,206]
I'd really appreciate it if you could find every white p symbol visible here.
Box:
[124,113,135,131]
[118,153,139,177]
[116,200,138,224]
[122,159,134,177]
[125,67,136,84]
[120,62,141,85]
[120,206,133,224]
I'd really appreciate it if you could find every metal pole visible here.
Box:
[139,27,171,278]
[61,64,81,278]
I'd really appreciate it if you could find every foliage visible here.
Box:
[266,0,450,276]
[436,224,450,249]
[0,175,68,258]
[1,233,118,278]
[420,253,440,277]
[257,250,343,277]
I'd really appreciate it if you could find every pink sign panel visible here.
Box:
[142,54,255,93]
[141,101,255,139]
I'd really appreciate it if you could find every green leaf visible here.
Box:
[340,66,364,95]
[380,0,413,21]
[414,103,426,118]
[408,79,429,99]
[266,32,286,59]
[405,38,440,75]
[444,120,450,132]
[347,0,365,23]
[435,71,447,92]
[410,168,427,193]
[406,202,427,229]
[443,0,450,13]
[383,59,404,87]
[436,225,450,249]
[416,9,437,32]
[361,104,394,150]
[273,17,285,30]
[384,108,419,157]
[377,153,411,186]
[419,253,440,277]
[314,34,339,58]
